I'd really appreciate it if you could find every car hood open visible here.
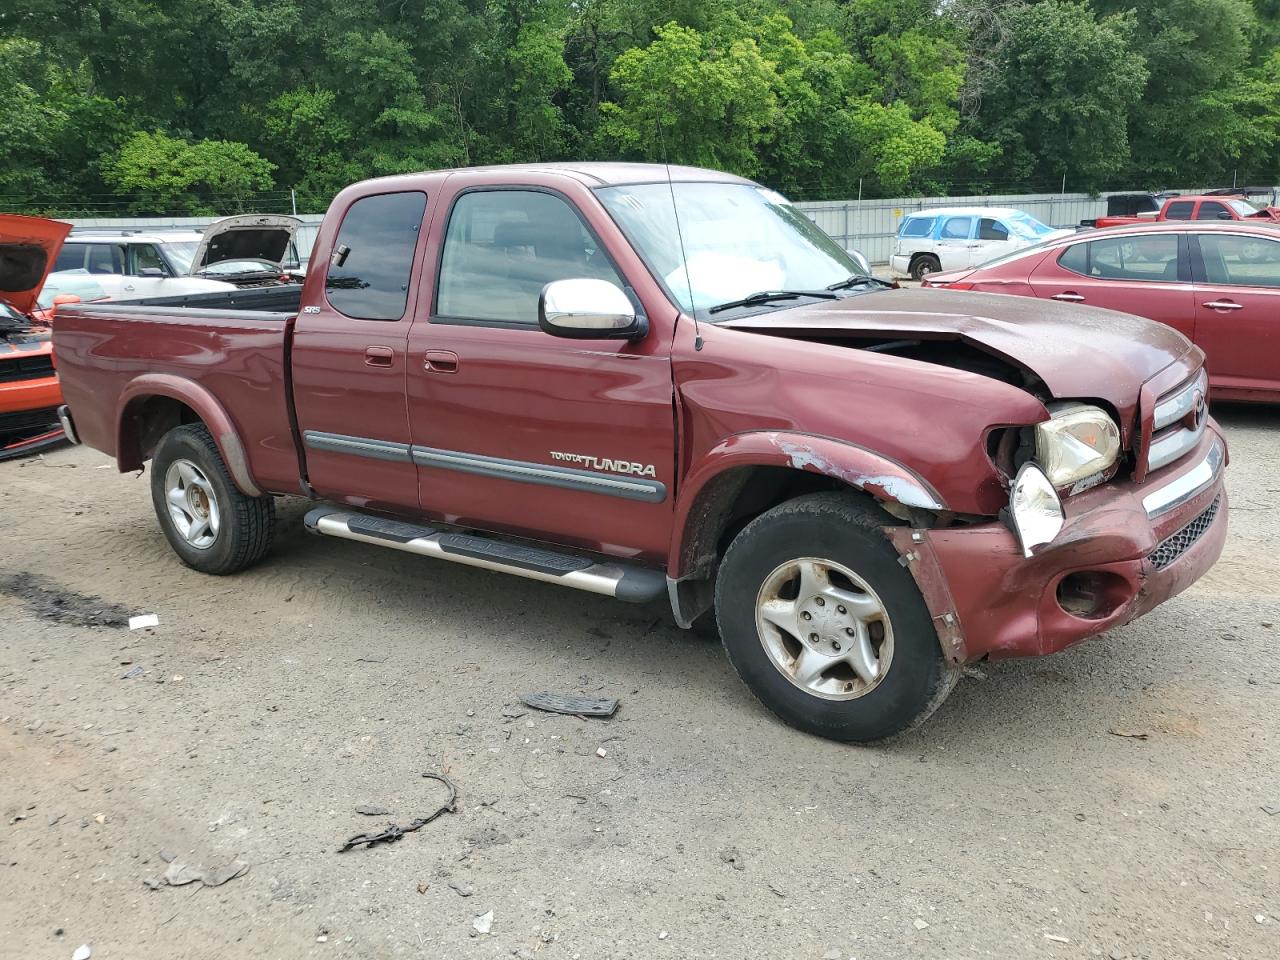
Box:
[0,214,72,315]
[717,287,1195,409]
[189,214,301,273]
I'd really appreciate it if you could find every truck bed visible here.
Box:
[52,299,301,492]
[109,283,304,313]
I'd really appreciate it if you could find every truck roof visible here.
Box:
[362,162,757,188]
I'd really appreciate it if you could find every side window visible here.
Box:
[84,244,125,275]
[131,244,169,276]
[1197,234,1280,287]
[436,190,624,325]
[1164,201,1194,221]
[1076,235,1180,281]
[940,217,973,240]
[1057,242,1089,275]
[1195,201,1229,221]
[899,217,934,238]
[978,218,1010,241]
[325,191,427,321]
[53,246,85,272]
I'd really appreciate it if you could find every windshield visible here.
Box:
[1007,211,1056,239]
[198,259,277,276]
[1227,199,1260,217]
[596,182,867,314]
[162,241,199,274]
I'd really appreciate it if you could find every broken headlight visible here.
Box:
[1009,462,1064,557]
[1034,403,1120,491]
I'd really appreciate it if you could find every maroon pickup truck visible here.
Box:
[52,163,1228,742]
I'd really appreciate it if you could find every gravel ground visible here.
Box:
[1,405,1277,960]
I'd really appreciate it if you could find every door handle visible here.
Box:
[124,284,135,292]
[1052,292,1085,302]
[364,346,394,367]
[1201,300,1243,311]
[424,350,459,373]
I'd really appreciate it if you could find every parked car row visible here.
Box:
[889,207,1072,280]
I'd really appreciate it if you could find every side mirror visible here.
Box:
[538,279,647,341]
[138,266,167,277]
[1216,211,1232,220]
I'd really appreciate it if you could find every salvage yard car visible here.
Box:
[50,163,1228,742]
[889,206,1072,280]
[1,215,72,460]
[922,220,1280,402]
[51,214,302,299]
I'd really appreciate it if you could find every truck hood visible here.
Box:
[717,287,1194,408]
[189,214,300,273]
[0,214,71,315]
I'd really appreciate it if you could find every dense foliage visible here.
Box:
[1,0,1277,213]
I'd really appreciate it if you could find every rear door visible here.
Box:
[290,189,431,512]
[936,216,975,271]
[1026,232,1196,339]
[1189,231,1280,395]
[404,177,676,562]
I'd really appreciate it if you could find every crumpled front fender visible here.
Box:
[668,430,945,577]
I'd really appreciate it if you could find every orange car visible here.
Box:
[1,215,72,461]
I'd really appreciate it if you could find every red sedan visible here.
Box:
[923,220,1280,402]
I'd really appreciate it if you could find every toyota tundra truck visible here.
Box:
[51,163,1229,742]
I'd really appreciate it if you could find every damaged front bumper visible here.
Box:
[889,424,1228,662]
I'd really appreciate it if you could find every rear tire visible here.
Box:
[714,493,958,742]
[910,254,941,281]
[150,424,275,575]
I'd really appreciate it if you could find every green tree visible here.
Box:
[102,131,276,214]
[965,1,1147,190]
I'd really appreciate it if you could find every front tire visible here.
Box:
[150,424,275,575]
[714,493,958,742]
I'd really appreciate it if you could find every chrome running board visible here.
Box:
[303,507,665,603]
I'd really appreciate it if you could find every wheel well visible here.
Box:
[679,466,895,579]
[119,395,202,470]
[909,252,940,268]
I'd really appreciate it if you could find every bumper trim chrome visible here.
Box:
[1142,437,1224,518]
[57,405,79,446]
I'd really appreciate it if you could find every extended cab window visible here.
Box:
[1164,201,1194,220]
[1195,201,1229,221]
[1062,235,1180,281]
[436,190,623,325]
[1197,234,1280,287]
[325,191,427,321]
[940,217,973,240]
[899,217,934,238]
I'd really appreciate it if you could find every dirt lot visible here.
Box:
[2,406,1277,960]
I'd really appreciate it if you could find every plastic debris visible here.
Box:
[913,919,930,930]
[473,910,494,935]
[595,747,608,758]
[128,614,159,631]
[120,665,144,680]
[521,692,618,717]
[72,946,91,960]
[354,805,391,817]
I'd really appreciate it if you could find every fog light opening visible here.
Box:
[1055,571,1131,621]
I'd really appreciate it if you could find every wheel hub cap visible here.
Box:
[755,558,894,701]
[165,459,220,549]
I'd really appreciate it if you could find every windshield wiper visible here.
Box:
[825,275,894,291]
[707,289,839,315]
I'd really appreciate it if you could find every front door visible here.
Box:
[1027,232,1196,340]
[970,217,1013,267]
[290,189,431,512]
[405,182,676,562]
[1190,231,1280,395]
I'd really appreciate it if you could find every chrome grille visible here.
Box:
[1149,495,1221,570]
[1147,370,1208,473]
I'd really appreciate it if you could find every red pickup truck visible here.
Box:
[52,163,1228,742]
[1096,193,1280,229]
